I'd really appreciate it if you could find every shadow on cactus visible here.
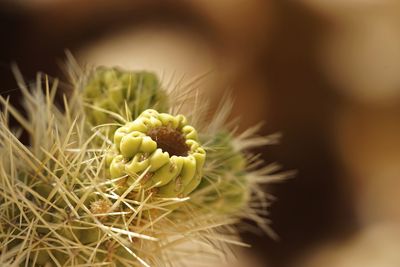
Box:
[0,62,292,266]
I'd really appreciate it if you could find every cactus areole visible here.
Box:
[109,109,206,197]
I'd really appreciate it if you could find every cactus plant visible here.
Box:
[0,65,290,266]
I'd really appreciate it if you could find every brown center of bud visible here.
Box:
[148,126,189,156]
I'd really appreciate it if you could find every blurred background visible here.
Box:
[1,1,400,266]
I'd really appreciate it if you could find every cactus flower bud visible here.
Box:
[83,67,169,131]
[109,109,206,197]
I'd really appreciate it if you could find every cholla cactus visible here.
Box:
[0,63,290,266]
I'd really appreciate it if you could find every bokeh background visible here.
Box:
[1,1,400,266]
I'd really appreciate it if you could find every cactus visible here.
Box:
[0,66,289,266]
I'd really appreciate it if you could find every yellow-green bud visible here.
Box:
[109,109,206,197]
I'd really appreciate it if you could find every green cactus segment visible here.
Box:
[197,132,249,213]
[7,179,127,266]
[83,67,169,128]
[109,109,206,197]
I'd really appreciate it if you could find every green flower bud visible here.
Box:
[109,109,206,197]
[83,67,169,132]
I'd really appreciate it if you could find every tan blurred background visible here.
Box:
[1,1,400,266]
